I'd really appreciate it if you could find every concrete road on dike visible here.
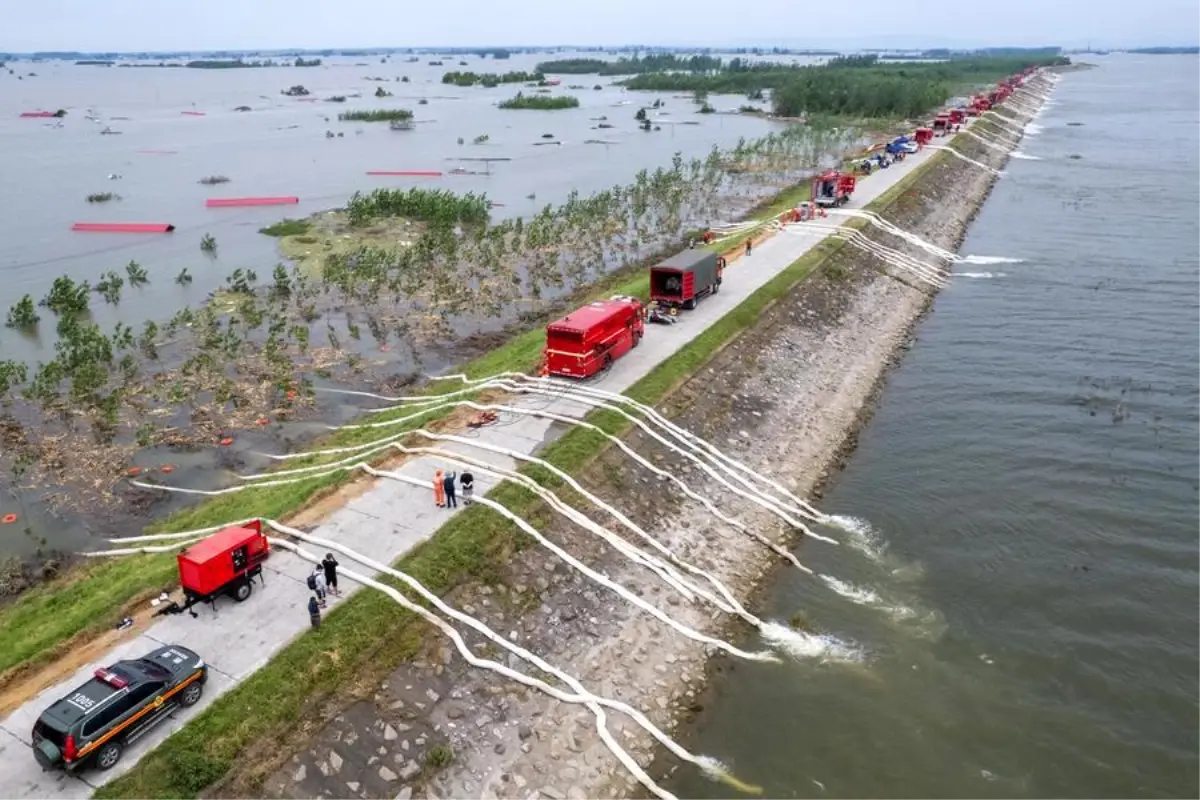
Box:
[0,142,946,798]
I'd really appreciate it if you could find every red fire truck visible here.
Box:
[811,169,857,208]
[176,520,271,616]
[544,297,645,379]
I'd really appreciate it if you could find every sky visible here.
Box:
[2,0,1197,53]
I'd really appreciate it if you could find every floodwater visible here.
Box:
[671,56,1199,798]
[0,52,789,557]
[0,52,780,367]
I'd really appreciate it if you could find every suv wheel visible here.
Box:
[96,740,123,771]
[180,681,203,707]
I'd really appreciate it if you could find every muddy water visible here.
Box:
[0,52,796,557]
[670,56,1199,798]
[0,52,783,368]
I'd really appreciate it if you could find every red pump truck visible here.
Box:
[176,520,270,616]
[544,297,644,379]
[812,169,856,208]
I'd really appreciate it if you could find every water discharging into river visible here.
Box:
[671,55,1199,798]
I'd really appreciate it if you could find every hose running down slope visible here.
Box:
[83,521,762,800]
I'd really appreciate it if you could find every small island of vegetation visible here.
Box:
[498,92,579,110]
[441,69,543,87]
[337,108,414,122]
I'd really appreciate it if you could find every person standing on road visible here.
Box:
[322,553,340,596]
[308,595,321,630]
[312,567,327,607]
[434,469,446,508]
[745,238,753,257]
[460,470,474,505]
[443,469,458,509]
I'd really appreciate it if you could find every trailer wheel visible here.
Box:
[631,331,642,348]
[683,298,697,310]
[230,579,252,602]
[712,281,721,295]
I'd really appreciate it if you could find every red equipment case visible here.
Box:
[177,520,270,615]
[544,298,644,379]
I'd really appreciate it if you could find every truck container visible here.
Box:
[649,249,724,310]
[544,297,645,379]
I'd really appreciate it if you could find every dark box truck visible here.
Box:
[649,249,724,310]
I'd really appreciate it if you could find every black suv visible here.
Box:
[32,644,207,772]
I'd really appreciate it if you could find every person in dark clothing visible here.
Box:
[321,553,340,596]
[308,595,321,629]
[745,238,752,257]
[460,470,474,505]
[443,470,458,509]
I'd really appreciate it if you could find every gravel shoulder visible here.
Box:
[251,92,1047,800]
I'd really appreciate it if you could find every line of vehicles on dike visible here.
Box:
[26,65,1039,779]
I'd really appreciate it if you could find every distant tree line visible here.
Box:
[536,53,723,75]
[621,54,1069,118]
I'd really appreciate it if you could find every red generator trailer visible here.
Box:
[949,108,966,126]
[650,249,725,310]
[915,127,934,146]
[932,112,952,133]
[812,169,856,208]
[177,520,270,616]
[544,297,644,379]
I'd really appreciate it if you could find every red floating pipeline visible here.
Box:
[206,196,299,208]
[20,111,56,118]
[181,110,206,116]
[72,222,176,233]
[366,170,443,177]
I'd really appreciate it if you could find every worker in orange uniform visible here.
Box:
[433,468,446,508]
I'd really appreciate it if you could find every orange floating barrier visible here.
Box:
[72,222,176,233]
[366,170,443,177]
[127,467,142,477]
[219,437,234,447]
[1,513,18,524]
[20,111,56,118]
[205,196,299,208]
[181,110,206,116]
[160,465,174,474]
[255,417,270,425]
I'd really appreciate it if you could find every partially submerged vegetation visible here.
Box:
[259,218,313,237]
[498,92,579,110]
[198,175,230,185]
[86,192,118,203]
[442,69,542,87]
[622,53,1068,117]
[337,108,414,122]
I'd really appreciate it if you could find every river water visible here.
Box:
[671,56,1199,798]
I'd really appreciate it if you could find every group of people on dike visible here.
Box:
[433,468,474,509]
